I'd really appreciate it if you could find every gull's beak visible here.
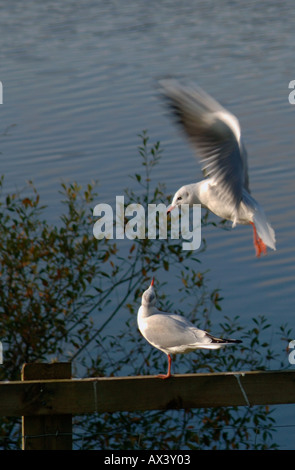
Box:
[150,277,155,287]
[167,205,175,214]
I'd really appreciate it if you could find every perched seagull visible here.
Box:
[137,278,242,379]
[160,79,276,257]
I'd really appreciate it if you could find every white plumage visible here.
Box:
[160,79,276,257]
[138,278,242,378]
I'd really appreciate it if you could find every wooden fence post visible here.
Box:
[21,362,72,450]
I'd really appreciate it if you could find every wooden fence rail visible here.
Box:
[0,363,295,450]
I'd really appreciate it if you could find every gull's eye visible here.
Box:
[177,196,182,201]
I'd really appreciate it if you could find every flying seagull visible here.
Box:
[160,79,276,257]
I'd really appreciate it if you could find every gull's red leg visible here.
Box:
[250,222,267,257]
[158,354,172,379]
[258,237,267,255]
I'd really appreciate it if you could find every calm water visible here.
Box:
[1,0,295,448]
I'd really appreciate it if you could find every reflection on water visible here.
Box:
[1,0,295,448]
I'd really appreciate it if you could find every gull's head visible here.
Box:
[142,277,157,307]
[167,184,196,213]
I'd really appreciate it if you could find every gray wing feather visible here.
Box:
[160,80,250,211]
[144,314,206,350]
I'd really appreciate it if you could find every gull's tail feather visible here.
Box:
[253,207,276,251]
[242,189,276,251]
[204,332,243,349]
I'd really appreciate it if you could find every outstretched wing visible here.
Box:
[160,79,250,213]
